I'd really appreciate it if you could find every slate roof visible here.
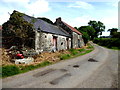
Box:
[22,15,70,37]
[62,22,82,35]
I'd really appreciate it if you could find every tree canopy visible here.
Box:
[75,26,95,45]
[108,28,118,36]
[88,20,105,38]
[78,26,95,40]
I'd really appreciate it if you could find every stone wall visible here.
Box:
[72,32,78,48]
[35,31,71,53]
[79,35,85,47]
[55,18,84,48]
[72,32,85,48]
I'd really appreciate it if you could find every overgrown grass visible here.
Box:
[69,49,78,55]
[78,48,86,52]
[2,65,20,77]
[19,61,52,73]
[60,54,71,60]
[60,44,94,60]
[2,61,52,78]
[60,49,93,61]
[73,49,93,57]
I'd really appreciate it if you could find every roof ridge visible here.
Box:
[62,21,82,35]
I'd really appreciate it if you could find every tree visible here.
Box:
[112,32,120,38]
[108,28,118,36]
[78,26,95,40]
[75,26,91,45]
[81,32,90,45]
[88,20,105,38]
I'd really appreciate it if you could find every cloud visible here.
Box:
[26,0,50,16]
[1,0,29,3]
[68,1,94,9]
[64,14,117,36]
[101,16,118,30]
[0,0,50,25]
[106,2,118,8]
[65,15,95,27]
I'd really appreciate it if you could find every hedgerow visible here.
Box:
[93,38,120,49]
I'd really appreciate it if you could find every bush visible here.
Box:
[2,65,20,77]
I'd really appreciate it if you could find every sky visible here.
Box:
[0,0,119,36]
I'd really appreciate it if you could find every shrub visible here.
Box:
[2,65,20,77]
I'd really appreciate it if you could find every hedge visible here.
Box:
[93,38,120,49]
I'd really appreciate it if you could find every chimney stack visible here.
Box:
[56,17,61,22]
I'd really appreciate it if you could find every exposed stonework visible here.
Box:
[35,31,71,53]
[55,17,84,48]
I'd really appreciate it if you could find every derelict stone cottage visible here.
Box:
[3,10,84,53]
[23,14,71,53]
[55,17,84,48]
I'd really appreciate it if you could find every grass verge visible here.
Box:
[60,44,94,60]
[2,61,52,78]
[2,43,94,78]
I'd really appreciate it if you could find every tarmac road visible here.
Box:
[2,43,118,88]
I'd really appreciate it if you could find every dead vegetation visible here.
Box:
[1,43,93,66]
[1,48,71,66]
[32,50,71,65]
[1,48,13,66]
